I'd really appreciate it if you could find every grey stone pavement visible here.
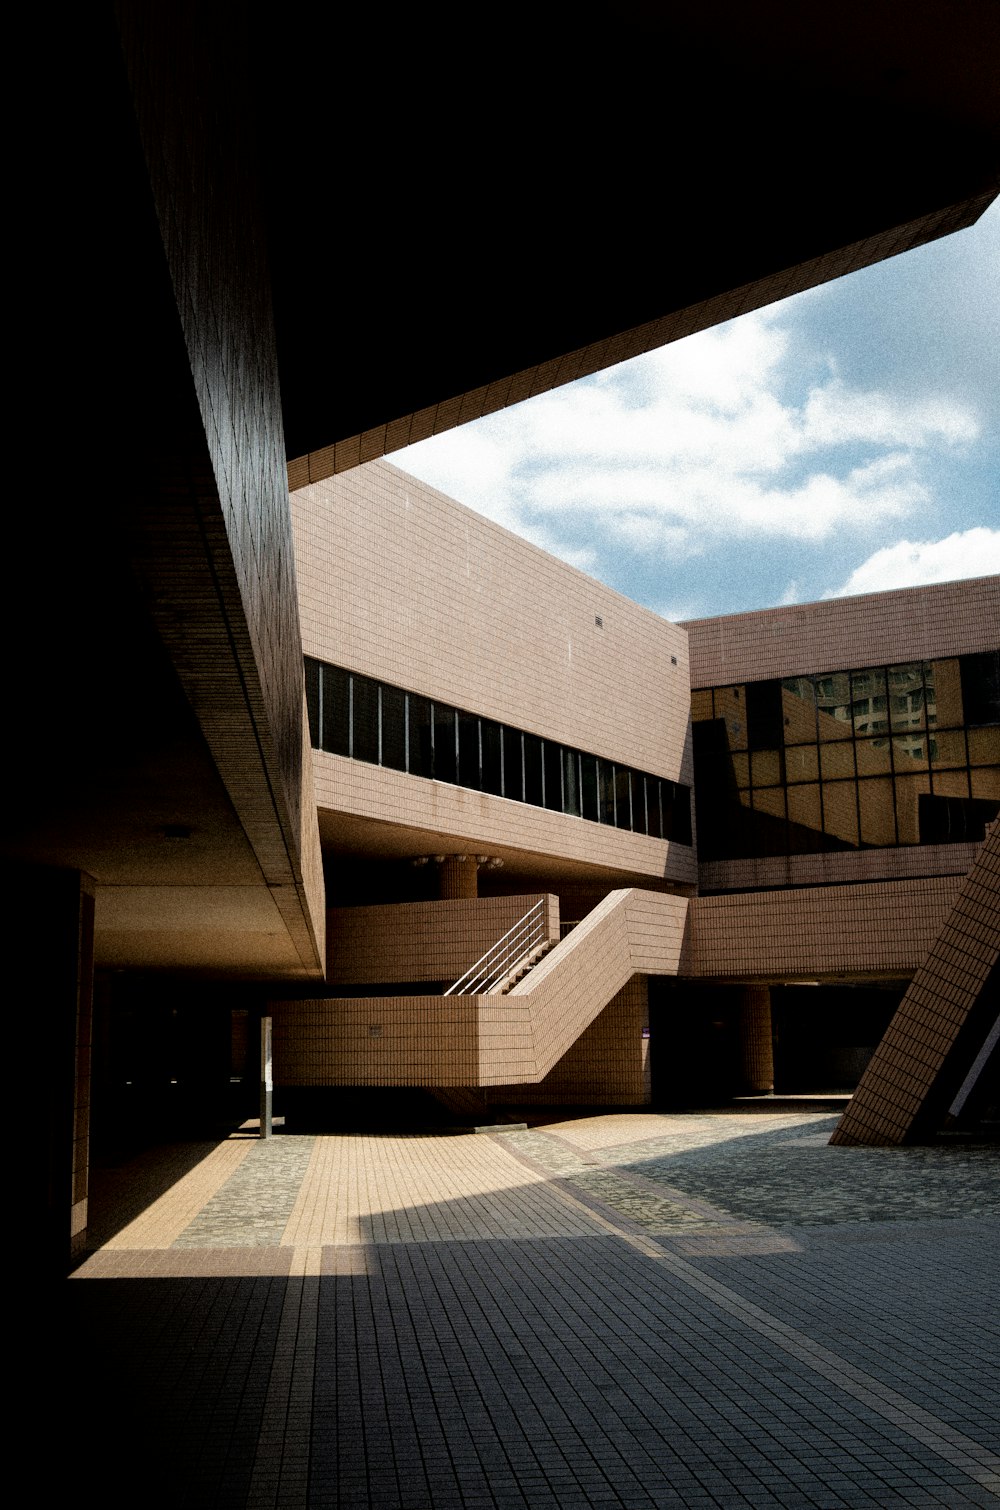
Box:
[63,1108,999,1509]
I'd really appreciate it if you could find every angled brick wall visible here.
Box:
[831,824,1000,1145]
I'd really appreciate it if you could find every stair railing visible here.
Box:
[444,899,548,996]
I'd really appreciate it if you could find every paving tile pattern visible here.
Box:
[70,1111,1000,1509]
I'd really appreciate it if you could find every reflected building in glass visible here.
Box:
[692,653,999,861]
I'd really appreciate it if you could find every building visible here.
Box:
[12,3,1000,1272]
[268,464,998,1140]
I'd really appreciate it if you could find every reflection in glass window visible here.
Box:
[694,648,999,860]
[960,651,1000,725]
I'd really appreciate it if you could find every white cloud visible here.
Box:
[394,305,984,565]
[802,379,978,449]
[829,528,1000,597]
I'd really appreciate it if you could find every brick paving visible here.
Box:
[67,1109,1000,1508]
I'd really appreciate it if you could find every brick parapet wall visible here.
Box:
[685,876,962,981]
[327,895,557,985]
[684,576,999,687]
[698,842,981,894]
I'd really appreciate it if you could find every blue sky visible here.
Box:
[392,201,1000,621]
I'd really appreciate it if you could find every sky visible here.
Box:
[391,201,1000,622]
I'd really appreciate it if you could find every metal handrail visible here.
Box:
[444,899,547,996]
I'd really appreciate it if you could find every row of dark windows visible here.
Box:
[306,658,692,844]
[693,651,1000,861]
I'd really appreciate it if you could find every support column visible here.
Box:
[12,868,96,1272]
[739,986,774,1094]
[438,855,477,900]
[260,1016,273,1138]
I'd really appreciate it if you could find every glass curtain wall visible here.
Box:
[692,652,1000,860]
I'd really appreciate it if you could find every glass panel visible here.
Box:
[823,781,859,846]
[690,689,714,722]
[321,664,350,756]
[851,666,888,736]
[960,650,1000,725]
[930,729,966,769]
[674,785,693,846]
[894,773,932,844]
[815,672,853,739]
[630,770,646,833]
[929,658,964,727]
[752,787,785,818]
[502,727,523,801]
[781,677,818,744]
[481,720,503,796]
[922,660,939,729]
[581,754,599,821]
[855,737,892,777]
[713,686,747,750]
[542,741,563,811]
[970,767,1000,800]
[746,680,783,750]
[614,767,632,829]
[646,776,663,839]
[750,749,782,787]
[820,741,855,780]
[731,752,750,786]
[785,744,818,783]
[408,695,433,778]
[787,783,822,845]
[932,768,969,800]
[598,761,616,825]
[381,684,406,771]
[888,663,926,733]
[562,749,581,817]
[351,676,379,764]
[305,658,321,747]
[892,734,928,771]
[433,704,457,783]
[858,778,895,847]
[523,733,543,806]
[457,711,480,789]
[968,727,1000,765]
[921,791,997,844]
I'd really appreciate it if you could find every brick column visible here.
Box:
[439,856,477,900]
[739,986,774,1093]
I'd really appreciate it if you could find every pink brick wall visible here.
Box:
[684,576,999,687]
[327,895,557,984]
[293,462,691,783]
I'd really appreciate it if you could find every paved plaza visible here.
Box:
[64,1109,999,1509]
